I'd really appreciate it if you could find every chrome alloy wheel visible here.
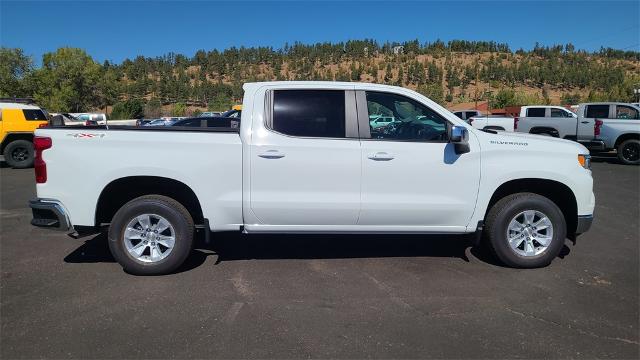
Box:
[124,214,175,263]
[506,210,554,257]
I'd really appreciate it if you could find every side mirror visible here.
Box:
[449,125,470,154]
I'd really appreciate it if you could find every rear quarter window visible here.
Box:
[23,109,48,121]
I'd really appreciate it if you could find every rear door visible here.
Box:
[549,107,578,138]
[249,89,362,226]
[357,90,480,231]
[601,104,640,146]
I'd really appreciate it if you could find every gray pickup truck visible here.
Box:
[577,103,640,165]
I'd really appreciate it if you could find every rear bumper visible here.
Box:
[576,214,594,235]
[578,139,606,151]
[29,198,72,232]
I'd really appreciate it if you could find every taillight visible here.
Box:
[34,136,52,183]
[514,117,519,130]
[594,119,603,137]
[38,123,49,128]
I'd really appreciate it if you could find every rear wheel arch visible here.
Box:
[529,127,560,137]
[95,176,204,226]
[614,133,640,148]
[485,178,578,235]
[483,126,505,131]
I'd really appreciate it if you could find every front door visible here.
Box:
[357,90,481,231]
[249,89,361,226]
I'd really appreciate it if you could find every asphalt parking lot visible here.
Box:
[1,158,638,359]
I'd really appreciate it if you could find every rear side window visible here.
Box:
[272,90,345,138]
[585,105,610,118]
[615,105,639,119]
[526,108,546,117]
[550,108,570,118]
[23,109,47,121]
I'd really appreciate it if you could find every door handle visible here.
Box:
[368,152,394,161]
[258,150,285,159]
[581,121,589,124]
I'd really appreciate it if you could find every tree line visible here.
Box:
[1,39,638,119]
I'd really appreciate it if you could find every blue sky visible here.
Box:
[1,1,639,64]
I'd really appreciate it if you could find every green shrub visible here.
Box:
[110,99,144,119]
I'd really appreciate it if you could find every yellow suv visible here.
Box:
[0,101,49,168]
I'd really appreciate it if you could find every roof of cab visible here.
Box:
[0,102,41,110]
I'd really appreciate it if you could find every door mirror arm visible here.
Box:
[449,125,470,155]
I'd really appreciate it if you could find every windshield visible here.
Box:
[222,109,241,118]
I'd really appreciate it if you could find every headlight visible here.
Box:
[578,154,591,170]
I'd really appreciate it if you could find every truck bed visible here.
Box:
[34,126,243,229]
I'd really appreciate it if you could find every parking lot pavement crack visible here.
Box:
[363,272,413,311]
[505,307,639,346]
[230,269,253,299]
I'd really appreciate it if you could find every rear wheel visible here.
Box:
[617,139,640,165]
[108,195,194,275]
[484,193,566,268]
[3,140,34,168]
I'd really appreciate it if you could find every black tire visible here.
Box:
[3,140,34,168]
[617,139,640,165]
[108,195,194,275]
[483,193,566,268]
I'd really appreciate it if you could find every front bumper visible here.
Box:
[29,198,72,232]
[576,214,594,234]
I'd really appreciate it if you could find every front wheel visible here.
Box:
[617,139,640,165]
[483,193,566,268]
[108,195,194,275]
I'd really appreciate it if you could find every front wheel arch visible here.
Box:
[484,178,578,235]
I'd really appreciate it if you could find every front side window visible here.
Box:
[453,112,464,119]
[366,91,448,141]
[526,108,546,117]
[466,111,478,119]
[615,105,639,119]
[272,90,345,138]
[23,109,47,121]
[585,105,610,118]
[551,108,570,118]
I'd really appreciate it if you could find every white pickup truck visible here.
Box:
[30,82,595,275]
[467,115,515,132]
[514,105,604,151]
